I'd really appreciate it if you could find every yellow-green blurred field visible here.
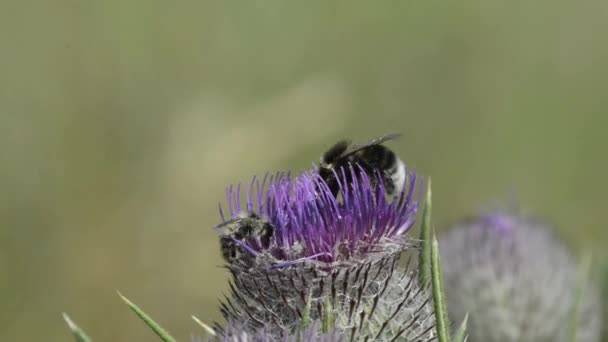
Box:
[1,1,607,340]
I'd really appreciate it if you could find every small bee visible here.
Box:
[318,133,406,197]
[217,212,275,263]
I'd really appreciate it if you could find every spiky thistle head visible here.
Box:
[213,164,436,341]
[439,210,602,342]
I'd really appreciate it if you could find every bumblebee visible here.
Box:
[318,133,406,197]
[217,212,275,263]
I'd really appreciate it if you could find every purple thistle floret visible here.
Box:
[217,164,420,265]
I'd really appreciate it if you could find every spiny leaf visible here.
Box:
[453,312,468,342]
[192,315,216,337]
[568,253,592,342]
[118,291,177,342]
[601,259,608,342]
[298,290,313,342]
[322,296,334,333]
[62,313,92,342]
[432,233,451,342]
[301,290,313,330]
[418,179,432,287]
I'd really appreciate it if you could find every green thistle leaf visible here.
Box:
[62,313,92,342]
[432,233,451,342]
[300,289,313,331]
[568,252,592,342]
[601,259,608,342]
[418,179,432,287]
[118,292,177,342]
[453,312,468,342]
[296,290,314,342]
[322,296,334,333]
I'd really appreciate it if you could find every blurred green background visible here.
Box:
[1,1,607,340]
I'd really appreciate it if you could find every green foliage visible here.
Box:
[419,181,456,342]
[432,234,451,342]
[297,290,314,342]
[418,179,432,287]
[568,253,592,342]
[453,313,468,342]
[322,297,334,334]
[62,313,92,342]
[118,292,177,342]
[601,259,608,342]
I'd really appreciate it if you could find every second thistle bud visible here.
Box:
[439,211,602,342]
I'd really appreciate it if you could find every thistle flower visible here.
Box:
[439,210,602,342]
[217,166,420,265]
[214,165,436,341]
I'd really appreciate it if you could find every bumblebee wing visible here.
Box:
[340,133,402,158]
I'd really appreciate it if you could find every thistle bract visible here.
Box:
[439,211,602,342]
[202,320,344,342]
[217,165,420,265]
[222,251,436,341]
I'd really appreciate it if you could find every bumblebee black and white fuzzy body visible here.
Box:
[318,133,406,197]
[217,212,275,263]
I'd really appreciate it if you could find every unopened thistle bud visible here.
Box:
[439,210,602,342]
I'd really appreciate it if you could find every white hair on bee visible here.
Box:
[389,157,406,196]
[236,211,254,219]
